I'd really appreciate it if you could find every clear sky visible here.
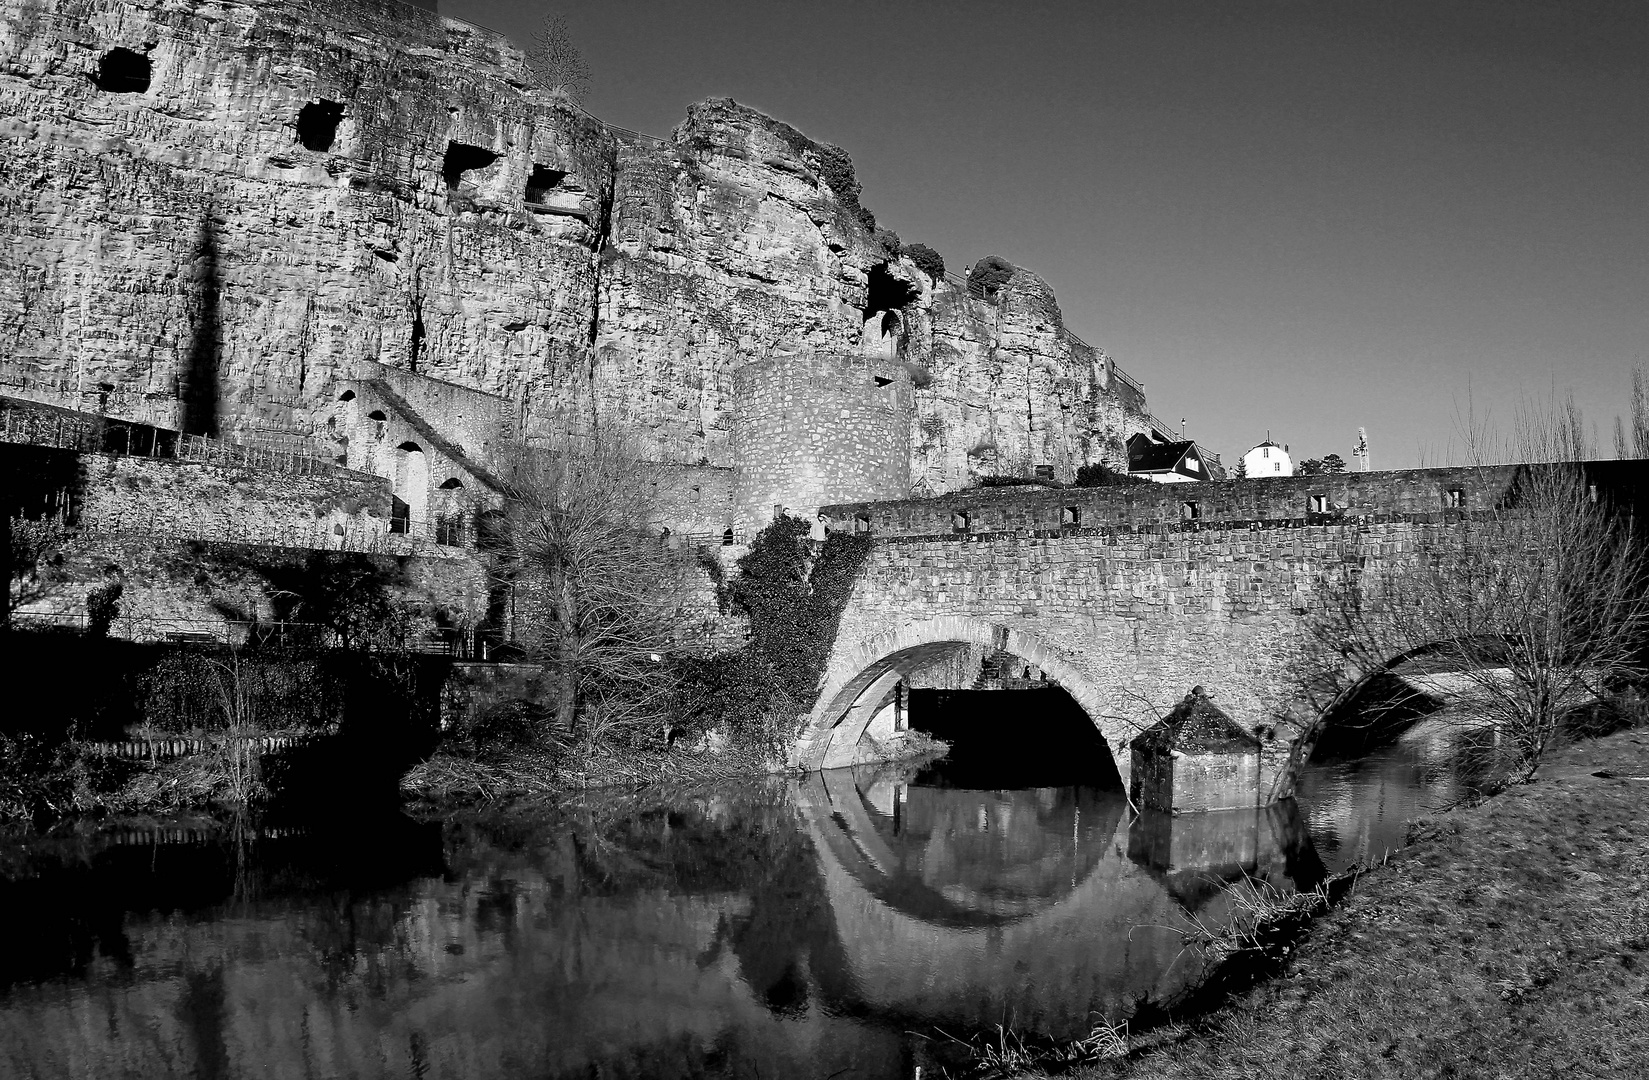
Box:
[438,0,1648,468]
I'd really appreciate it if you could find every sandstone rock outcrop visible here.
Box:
[0,0,1153,497]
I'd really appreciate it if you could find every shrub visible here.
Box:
[967,255,1016,299]
[669,518,872,755]
[758,116,880,237]
[978,474,1054,488]
[902,242,945,283]
[0,731,133,825]
[1074,462,1148,487]
[85,574,123,636]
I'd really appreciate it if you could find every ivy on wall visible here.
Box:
[671,517,872,753]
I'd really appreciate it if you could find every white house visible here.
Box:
[1242,440,1293,477]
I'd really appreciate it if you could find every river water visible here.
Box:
[0,723,1474,1080]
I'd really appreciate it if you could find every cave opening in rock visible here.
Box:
[908,683,1122,790]
[93,48,151,94]
[861,263,917,323]
[442,142,499,188]
[524,164,568,204]
[296,100,344,152]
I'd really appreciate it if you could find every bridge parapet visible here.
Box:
[818,463,1623,539]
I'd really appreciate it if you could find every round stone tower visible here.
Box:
[731,351,913,534]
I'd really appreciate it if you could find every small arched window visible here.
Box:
[338,390,356,402]
[368,410,387,439]
[397,441,423,454]
[438,477,464,490]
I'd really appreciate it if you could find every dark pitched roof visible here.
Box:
[1128,438,1197,473]
[1130,686,1259,754]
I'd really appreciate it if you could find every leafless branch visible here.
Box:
[490,430,691,744]
[525,12,592,104]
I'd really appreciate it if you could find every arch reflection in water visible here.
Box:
[793,762,1324,1038]
[0,774,1327,1079]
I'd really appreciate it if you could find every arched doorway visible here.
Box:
[391,441,428,535]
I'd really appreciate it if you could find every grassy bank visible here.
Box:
[400,730,949,804]
[1065,727,1649,1080]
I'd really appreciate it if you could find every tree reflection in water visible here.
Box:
[0,770,1340,1079]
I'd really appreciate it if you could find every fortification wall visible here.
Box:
[348,361,514,471]
[732,352,912,532]
[13,533,489,641]
[821,465,1550,537]
[69,452,406,552]
[654,464,735,540]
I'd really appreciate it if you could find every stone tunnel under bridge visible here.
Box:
[790,462,1649,799]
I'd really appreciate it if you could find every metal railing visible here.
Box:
[1108,361,1144,398]
[175,432,337,476]
[666,527,749,548]
[1,394,339,478]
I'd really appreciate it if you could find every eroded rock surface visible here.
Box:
[0,0,1151,492]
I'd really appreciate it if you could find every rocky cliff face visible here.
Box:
[0,0,1149,492]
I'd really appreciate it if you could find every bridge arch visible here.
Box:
[795,616,1128,773]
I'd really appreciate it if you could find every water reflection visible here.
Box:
[1297,717,1496,873]
[1,765,1344,1079]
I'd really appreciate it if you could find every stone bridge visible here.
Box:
[791,462,1643,797]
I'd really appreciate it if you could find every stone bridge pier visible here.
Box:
[790,464,1612,797]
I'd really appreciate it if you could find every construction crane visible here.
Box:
[1353,427,1371,472]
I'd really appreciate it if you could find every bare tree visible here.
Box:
[525,12,592,104]
[1624,365,1649,458]
[1304,435,1649,783]
[490,431,684,743]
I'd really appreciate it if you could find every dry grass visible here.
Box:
[1062,727,1649,1080]
[399,741,781,805]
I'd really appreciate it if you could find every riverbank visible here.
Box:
[399,730,950,804]
[1070,726,1649,1079]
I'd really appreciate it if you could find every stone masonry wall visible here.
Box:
[14,533,488,640]
[68,451,418,554]
[731,351,912,532]
[654,464,735,540]
[820,519,1421,798]
[823,464,1530,537]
